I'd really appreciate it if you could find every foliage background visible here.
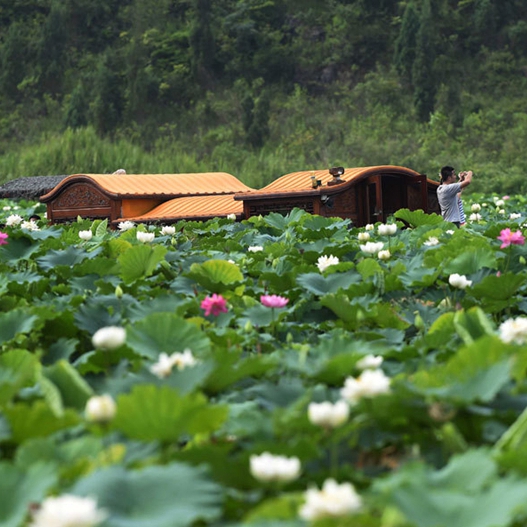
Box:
[1,0,527,193]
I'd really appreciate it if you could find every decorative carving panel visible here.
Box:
[248,199,315,216]
[54,184,111,209]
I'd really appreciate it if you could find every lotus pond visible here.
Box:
[2,193,527,527]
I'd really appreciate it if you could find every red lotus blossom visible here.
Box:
[0,232,7,245]
[200,293,228,316]
[497,228,525,249]
[260,294,289,308]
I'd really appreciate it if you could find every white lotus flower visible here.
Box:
[30,494,107,527]
[340,369,391,405]
[510,213,522,220]
[317,254,340,272]
[360,241,384,255]
[78,230,93,241]
[448,273,472,289]
[150,349,199,378]
[299,479,362,521]
[356,354,383,370]
[308,400,349,429]
[2,205,11,211]
[85,394,117,423]
[250,452,301,483]
[149,352,175,378]
[365,224,374,231]
[378,249,391,260]
[446,230,455,235]
[5,214,23,226]
[118,220,135,231]
[226,213,237,220]
[471,203,481,212]
[137,231,155,243]
[377,223,397,235]
[357,232,370,241]
[172,349,198,370]
[498,209,505,215]
[496,199,505,207]
[498,317,527,345]
[469,213,481,222]
[248,245,263,252]
[160,225,176,235]
[21,220,40,231]
[92,326,126,350]
[423,237,439,246]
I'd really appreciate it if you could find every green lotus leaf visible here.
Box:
[375,449,527,527]
[72,463,223,527]
[186,259,244,293]
[0,349,38,404]
[118,244,168,284]
[43,359,94,410]
[410,336,512,402]
[112,385,228,442]
[394,208,444,227]
[126,312,210,359]
[3,400,80,443]
[0,462,57,527]
[296,271,361,295]
[453,307,496,345]
[0,236,40,263]
[470,273,524,301]
[0,309,39,346]
[204,348,276,393]
[444,248,497,275]
[36,245,90,270]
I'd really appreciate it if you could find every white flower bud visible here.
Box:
[448,273,472,289]
[250,452,301,483]
[136,231,155,243]
[308,400,349,428]
[92,326,126,350]
[78,230,93,241]
[30,494,107,527]
[299,479,362,520]
[160,225,176,236]
[85,394,117,423]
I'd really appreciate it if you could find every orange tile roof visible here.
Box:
[40,172,254,201]
[236,165,423,198]
[118,194,242,223]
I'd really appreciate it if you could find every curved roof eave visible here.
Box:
[234,165,429,201]
[40,172,254,202]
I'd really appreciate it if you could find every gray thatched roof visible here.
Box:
[0,175,69,200]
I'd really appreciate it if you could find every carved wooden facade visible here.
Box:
[235,166,439,226]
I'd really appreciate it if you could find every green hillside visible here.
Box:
[1,0,527,194]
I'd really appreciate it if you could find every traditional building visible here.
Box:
[38,165,440,227]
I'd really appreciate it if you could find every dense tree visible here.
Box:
[0,0,526,175]
[0,22,27,102]
[394,2,419,83]
[412,0,437,122]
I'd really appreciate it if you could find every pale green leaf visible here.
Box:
[118,244,168,284]
[73,463,223,527]
[113,385,228,442]
[0,462,57,527]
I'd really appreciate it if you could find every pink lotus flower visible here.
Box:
[200,294,228,316]
[497,228,525,249]
[0,232,7,245]
[260,294,289,308]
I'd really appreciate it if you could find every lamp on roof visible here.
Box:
[327,166,345,186]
